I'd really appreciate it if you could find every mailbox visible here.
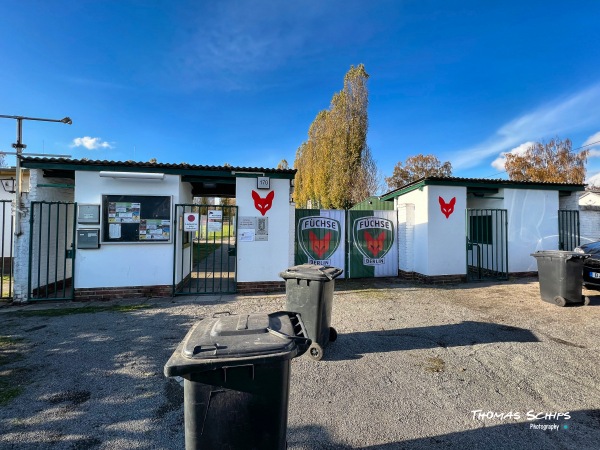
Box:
[77,229,100,249]
[78,204,101,224]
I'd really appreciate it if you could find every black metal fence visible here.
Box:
[28,201,76,301]
[466,209,508,281]
[0,200,14,299]
[173,204,238,295]
[558,210,580,251]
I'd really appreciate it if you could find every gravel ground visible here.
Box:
[0,277,599,449]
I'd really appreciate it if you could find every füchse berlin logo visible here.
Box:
[352,216,394,265]
[297,216,341,265]
[470,410,572,431]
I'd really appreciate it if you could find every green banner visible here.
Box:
[348,210,397,278]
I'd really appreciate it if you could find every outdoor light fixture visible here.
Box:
[0,114,72,236]
[99,171,165,180]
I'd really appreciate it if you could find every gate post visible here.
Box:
[12,170,38,302]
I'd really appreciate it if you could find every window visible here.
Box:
[469,215,492,245]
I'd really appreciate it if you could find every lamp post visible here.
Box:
[0,114,72,236]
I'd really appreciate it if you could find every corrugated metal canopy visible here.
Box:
[381,176,586,200]
[20,157,296,197]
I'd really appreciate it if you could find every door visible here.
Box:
[28,201,76,301]
[173,204,238,295]
[466,209,508,281]
[558,210,580,251]
[0,200,14,299]
[347,210,398,278]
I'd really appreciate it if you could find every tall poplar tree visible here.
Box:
[294,64,377,209]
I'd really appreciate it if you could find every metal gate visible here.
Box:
[28,201,76,301]
[173,204,238,295]
[0,200,14,299]
[347,210,398,278]
[466,209,508,281]
[558,210,580,251]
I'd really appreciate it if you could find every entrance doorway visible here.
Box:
[173,204,238,295]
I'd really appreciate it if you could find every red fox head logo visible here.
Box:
[252,190,274,216]
[364,231,386,257]
[439,196,456,219]
[309,231,331,259]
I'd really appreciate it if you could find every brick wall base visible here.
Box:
[399,270,538,284]
[74,285,172,301]
[237,281,285,294]
[398,270,467,284]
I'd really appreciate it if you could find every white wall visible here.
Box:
[562,192,600,244]
[397,203,415,272]
[175,182,194,284]
[426,185,467,276]
[503,188,559,272]
[74,171,184,288]
[236,177,293,282]
[396,188,428,275]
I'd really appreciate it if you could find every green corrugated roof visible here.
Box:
[380,176,586,200]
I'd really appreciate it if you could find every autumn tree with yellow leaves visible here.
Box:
[385,154,452,190]
[504,138,588,183]
[294,64,379,209]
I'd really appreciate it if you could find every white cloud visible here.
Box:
[453,83,600,170]
[583,131,600,148]
[586,171,600,187]
[491,141,535,171]
[71,137,113,150]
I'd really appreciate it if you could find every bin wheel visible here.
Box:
[553,296,567,307]
[308,343,323,361]
[329,327,338,342]
[583,296,591,306]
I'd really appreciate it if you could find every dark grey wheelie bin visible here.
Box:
[164,311,310,450]
[531,250,590,307]
[279,264,343,361]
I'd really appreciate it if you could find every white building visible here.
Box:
[380,177,585,283]
[14,157,296,302]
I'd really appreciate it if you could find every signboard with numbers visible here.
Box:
[257,177,270,189]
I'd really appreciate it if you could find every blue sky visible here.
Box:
[1,1,600,190]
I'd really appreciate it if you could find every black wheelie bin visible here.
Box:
[164,311,310,450]
[531,250,590,306]
[279,264,343,361]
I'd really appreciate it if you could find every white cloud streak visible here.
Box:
[71,137,113,150]
[453,83,600,170]
[491,141,535,171]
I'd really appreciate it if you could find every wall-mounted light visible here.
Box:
[99,171,165,180]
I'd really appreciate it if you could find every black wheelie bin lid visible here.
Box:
[279,264,343,281]
[164,311,310,377]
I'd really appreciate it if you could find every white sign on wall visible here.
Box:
[184,213,199,231]
[208,209,223,233]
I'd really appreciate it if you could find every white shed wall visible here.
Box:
[503,188,559,272]
[74,171,185,288]
[426,185,467,276]
[236,177,293,282]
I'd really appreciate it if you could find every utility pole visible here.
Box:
[0,114,72,235]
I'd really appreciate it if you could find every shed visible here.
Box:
[380,177,585,283]
[13,157,296,302]
[350,196,394,211]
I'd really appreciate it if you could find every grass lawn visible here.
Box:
[1,275,12,300]
[192,242,222,265]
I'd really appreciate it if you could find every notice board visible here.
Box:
[102,195,171,243]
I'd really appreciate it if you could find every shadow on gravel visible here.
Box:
[288,409,600,449]
[325,321,539,361]
[0,306,197,448]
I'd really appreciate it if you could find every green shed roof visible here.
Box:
[380,176,586,200]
